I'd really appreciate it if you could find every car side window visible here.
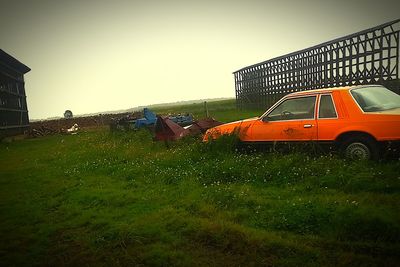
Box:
[267,96,316,121]
[318,95,337,119]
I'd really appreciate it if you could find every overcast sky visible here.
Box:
[1,0,399,119]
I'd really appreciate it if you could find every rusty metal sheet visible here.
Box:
[154,116,190,141]
[187,118,223,135]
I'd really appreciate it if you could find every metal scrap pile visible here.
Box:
[27,106,222,140]
[29,126,60,137]
[154,116,223,141]
[109,111,142,131]
[109,107,223,141]
[29,123,80,137]
[110,108,195,131]
[30,112,139,137]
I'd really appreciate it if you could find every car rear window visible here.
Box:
[319,95,337,118]
[351,86,400,112]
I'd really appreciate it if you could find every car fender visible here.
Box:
[333,125,378,141]
[203,118,258,141]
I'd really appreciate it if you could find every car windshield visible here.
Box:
[351,86,400,112]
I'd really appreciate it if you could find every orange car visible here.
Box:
[203,85,400,160]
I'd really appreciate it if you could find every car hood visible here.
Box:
[203,117,258,141]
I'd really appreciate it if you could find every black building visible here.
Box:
[0,49,31,137]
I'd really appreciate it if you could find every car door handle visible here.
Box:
[303,124,313,128]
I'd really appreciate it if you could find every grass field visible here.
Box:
[1,100,400,266]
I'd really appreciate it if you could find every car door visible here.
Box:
[250,95,318,141]
[316,93,340,140]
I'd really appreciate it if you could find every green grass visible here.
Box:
[0,100,399,266]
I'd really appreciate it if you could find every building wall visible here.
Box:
[0,60,30,138]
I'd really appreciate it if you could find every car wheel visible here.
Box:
[342,136,379,160]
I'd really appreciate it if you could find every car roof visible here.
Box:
[286,84,382,97]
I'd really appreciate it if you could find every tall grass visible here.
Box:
[0,100,399,266]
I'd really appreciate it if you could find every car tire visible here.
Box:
[341,136,379,160]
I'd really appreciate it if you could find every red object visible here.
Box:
[187,118,224,135]
[155,116,223,141]
[154,116,190,141]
